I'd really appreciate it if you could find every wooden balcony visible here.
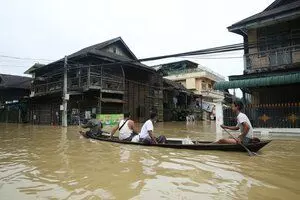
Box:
[244,45,300,73]
[32,74,125,96]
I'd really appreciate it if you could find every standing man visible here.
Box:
[215,101,253,144]
[139,112,166,144]
[110,112,139,141]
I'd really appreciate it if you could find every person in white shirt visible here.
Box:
[215,101,253,144]
[139,112,166,144]
[110,112,138,141]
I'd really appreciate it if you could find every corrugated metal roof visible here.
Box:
[163,78,191,94]
[0,74,31,89]
[26,37,154,73]
[214,72,300,90]
[228,0,300,32]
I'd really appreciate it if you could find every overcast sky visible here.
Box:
[0,0,274,80]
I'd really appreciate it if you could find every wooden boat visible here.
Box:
[79,131,271,152]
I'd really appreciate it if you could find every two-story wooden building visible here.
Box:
[26,37,164,125]
[215,0,300,128]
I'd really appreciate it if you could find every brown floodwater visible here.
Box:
[0,121,299,200]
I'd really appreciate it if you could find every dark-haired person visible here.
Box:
[215,101,253,144]
[110,112,139,141]
[80,113,103,138]
[139,112,166,144]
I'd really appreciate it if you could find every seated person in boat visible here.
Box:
[139,112,166,144]
[80,113,103,138]
[110,112,139,141]
[215,101,253,145]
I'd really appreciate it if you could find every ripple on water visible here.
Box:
[1,123,300,200]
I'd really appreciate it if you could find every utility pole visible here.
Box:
[62,56,68,127]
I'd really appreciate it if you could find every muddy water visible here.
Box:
[0,122,299,200]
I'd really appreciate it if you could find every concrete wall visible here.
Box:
[186,78,196,89]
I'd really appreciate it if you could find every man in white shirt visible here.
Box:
[215,101,254,144]
[110,112,138,141]
[139,112,166,144]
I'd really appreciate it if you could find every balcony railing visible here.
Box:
[245,45,300,70]
[32,74,125,95]
[167,67,225,81]
[34,80,63,94]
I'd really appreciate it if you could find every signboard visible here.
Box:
[97,114,123,126]
[201,101,214,112]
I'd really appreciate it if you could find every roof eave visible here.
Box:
[228,10,300,34]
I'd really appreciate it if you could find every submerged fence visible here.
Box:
[223,103,300,128]
[0,103,28,123]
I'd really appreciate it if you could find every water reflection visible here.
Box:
[0,122,300,199]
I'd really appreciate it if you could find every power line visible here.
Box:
[63,43,246,70]
[1,36,299,69]
[179,56,243,59]
[0,64,29,68]
[0,54,55,62]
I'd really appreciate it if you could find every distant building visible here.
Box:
[153,60,225,120]
[162,77,194,121]
[154,60,225,101]
[215,0,300,128]
[0,74,31,123]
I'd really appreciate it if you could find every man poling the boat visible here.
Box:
[215,100,258,145]
[110,112,139,141]
[80,113,103,138]
[138,112,166,144]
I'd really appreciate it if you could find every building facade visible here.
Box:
[26,37,164,125]
[154,60,225,119]
[215,0,300,128]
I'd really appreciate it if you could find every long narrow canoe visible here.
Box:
[79,132,271,152]
[81,132,271,152]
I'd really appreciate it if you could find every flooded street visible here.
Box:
[0,122,299,200]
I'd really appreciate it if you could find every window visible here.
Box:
[258,37,267,56]
[202,83,207,90]
[292,29,300,50]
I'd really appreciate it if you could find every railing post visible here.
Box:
[78,67,81,88]
[243,54,247,70]
[87,65,91,88]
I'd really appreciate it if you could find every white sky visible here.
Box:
[0,0,274,81]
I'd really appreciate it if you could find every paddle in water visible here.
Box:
[223,128,257,156]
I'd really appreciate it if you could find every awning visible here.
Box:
[101,98,125,103]
[214,72,300,90]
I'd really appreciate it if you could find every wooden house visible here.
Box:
[26,37,163,125]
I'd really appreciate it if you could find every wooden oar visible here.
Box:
[222,128,257,156]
